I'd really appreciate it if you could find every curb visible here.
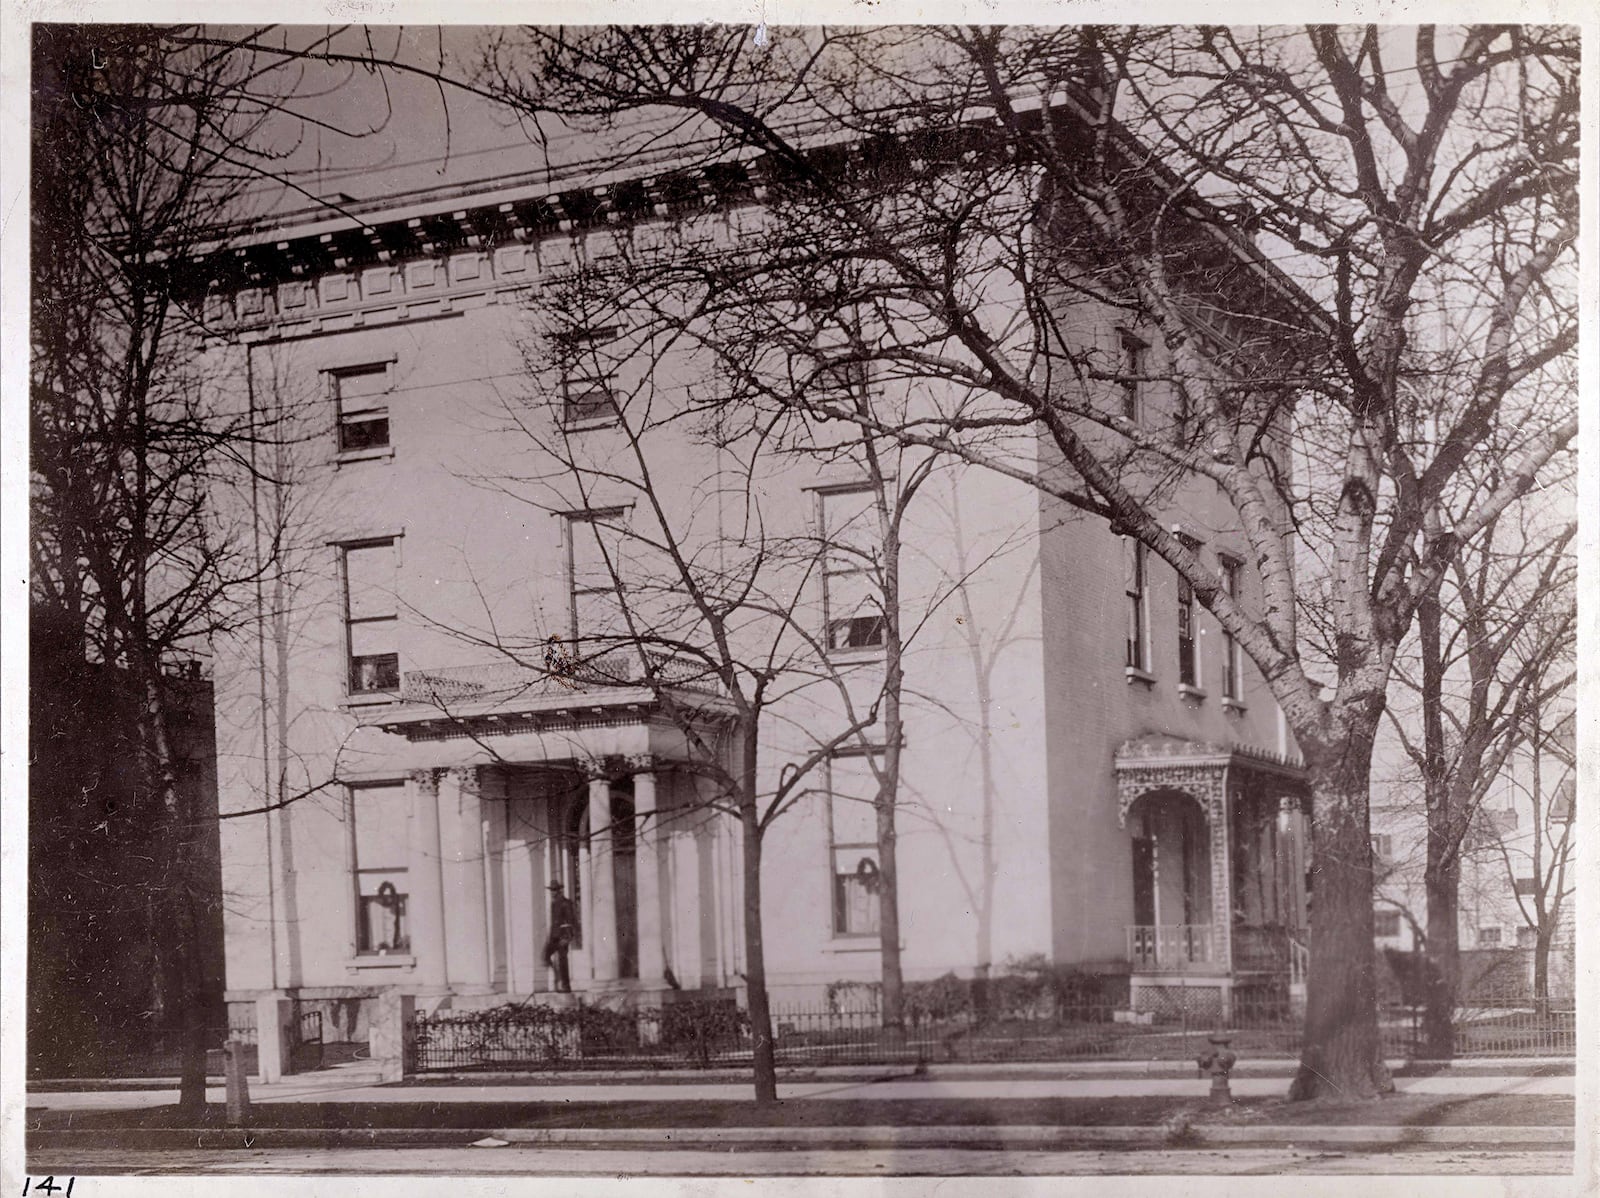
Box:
[27,1123,1575,1154]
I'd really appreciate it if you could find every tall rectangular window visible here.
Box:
[1220,558,1243,700]
[332,364,392,453]
[1124,537,1148,671]
[558,326,620,427]
[567,511,626,641]
[828,753,882,938]
[1176,570,1197,688]
[343,540,399,694]
[1119,330,1147,423]
[350,782,409,955]
[820,488,886,652]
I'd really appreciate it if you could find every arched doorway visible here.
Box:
[1126,789,1214,970]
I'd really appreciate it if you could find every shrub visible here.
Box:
[903,973,972,1026]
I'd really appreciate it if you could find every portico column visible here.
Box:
[584,762,620,982]
[441,766,491,986]
[406,769,448,987]
[632,759,666,988]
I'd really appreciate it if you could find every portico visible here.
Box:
[360,655,737,1005]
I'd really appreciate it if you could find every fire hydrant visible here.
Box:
[1196,1032,1237,1106]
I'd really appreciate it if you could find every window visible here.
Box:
[1373,909,1402,938]
[1119,330,1147,422]
[558,326,620,426]
[1176,539,1200,688]
[1219,558,1243,701]
[1371,834,1392,862]
[331,364,392,453]
[566,511,626,641]
[342,540,399,694]
[1514,877,1538,897]
[1477,926,1502,948]
[820,488,885,653]
[350,782,409,955]
[828,753,882,937]
[1124,537,1148,671]
[1517,926,1537,949]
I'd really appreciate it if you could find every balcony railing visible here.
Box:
[400,645,720,708]
[1127,924,1218,972]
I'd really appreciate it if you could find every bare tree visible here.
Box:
[29,25,416,1107]
[473,24,1578,1098]
[1484,691,1576,1016]
[1384,485,1574,1054]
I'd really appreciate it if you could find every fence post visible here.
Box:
[369,990,416,1082]
[254,994,295,1083]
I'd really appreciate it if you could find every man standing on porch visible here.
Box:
[543,881,578,993]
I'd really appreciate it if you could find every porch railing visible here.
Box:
[1126,924,1217,971]
[402,645,720,706]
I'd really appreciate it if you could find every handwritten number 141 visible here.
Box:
[24,1179,75,1195]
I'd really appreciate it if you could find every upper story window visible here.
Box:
[1371,833,1392,862]
[819,487,885,653]
[558,326,621,427]
[331,363,393,454]
[1219,557,1243,701]
[350,781,409,955]
[566,510,627,641]
[1373,909,1402,938]
[342,539,399,694]
[827,752,883,938]
[1175,537,1201,690]
[1119,330,1148,424]
[1124,537,1149,672]
[1477,926,1502,948]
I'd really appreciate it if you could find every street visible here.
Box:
[27,1144,1577,1177]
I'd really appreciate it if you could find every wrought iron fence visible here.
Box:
[406,992,1575,1074]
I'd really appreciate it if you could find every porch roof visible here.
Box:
[355,655,734,743]
[1113,734,1307,827]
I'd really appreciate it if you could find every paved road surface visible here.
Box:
[26,1145,1577,1176]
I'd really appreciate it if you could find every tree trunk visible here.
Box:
[875,790,904,1033]
[1532,929,1551,1018]
[736,731,778,1104]
[1289,727,1393,1100]
[141,666,209,1113]
[1420,844,1459,1058]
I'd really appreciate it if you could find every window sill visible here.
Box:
[1177,683,1207,701]
[347,954,415,970]
[1221,697,1248,715]
[827,938,886,953]
[341,692,401,710]
[1124,667,1156,687]
[827,646,886,664]
[334,446,395,466]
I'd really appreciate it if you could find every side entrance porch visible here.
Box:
[1114,735,1310,1022]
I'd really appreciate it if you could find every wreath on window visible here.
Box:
[855,855,882,895]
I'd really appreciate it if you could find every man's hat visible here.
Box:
[547,880,565,891]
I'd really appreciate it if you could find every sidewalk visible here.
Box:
[24,1059,1576,1113]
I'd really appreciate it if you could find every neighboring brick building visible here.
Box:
[194,113,1316,1040]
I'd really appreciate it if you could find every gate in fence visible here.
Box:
[291,1007,324,1072]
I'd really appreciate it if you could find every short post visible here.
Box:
[223,1040,252,1124]
[369,990,416,1083]
[1195,1031,1238,1106]
[254,994,295,1084]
